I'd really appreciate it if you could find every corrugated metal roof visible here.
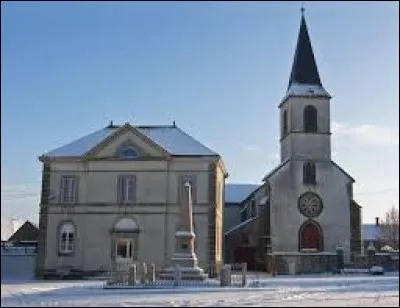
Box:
[42,125,218,157]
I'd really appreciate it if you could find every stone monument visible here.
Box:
[160,181,207,280]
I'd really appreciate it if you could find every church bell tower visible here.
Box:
[279,10,332,163]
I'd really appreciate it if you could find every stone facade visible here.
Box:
[35,125,226,278]
[223,12,362,274]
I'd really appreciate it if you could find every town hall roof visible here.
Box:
[41,123,219,158]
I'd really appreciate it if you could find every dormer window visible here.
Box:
[117,146,139,159]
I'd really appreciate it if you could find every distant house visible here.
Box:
[1,219,38,247]
[362,217,385,252]
[1,219,25,246]
[8,221,39,247]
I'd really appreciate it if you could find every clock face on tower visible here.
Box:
[298,192,323,218]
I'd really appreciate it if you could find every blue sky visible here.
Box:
[1,1,398,224]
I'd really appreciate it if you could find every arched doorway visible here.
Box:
[111,217,140,265]
[299,220,323,251]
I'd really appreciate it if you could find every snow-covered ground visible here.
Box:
[1,273,399,307]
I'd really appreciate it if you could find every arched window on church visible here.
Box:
[298,220,323,252]
[304,105,318,132]
[303,161,316,184]
[282,109,288,136]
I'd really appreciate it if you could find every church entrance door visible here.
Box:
[300,222,320,250]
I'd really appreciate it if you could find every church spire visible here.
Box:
[288,10,322,89]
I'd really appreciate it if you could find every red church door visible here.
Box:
[300,222,320,250]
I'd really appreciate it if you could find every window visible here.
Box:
[298,192,323,218]
[304,105,318,132]
[59,222,75,254]
[282,109,288,136]
[60,175,78,203]
[303,161,316,184]
[178,175,197,204]
[116,238,134,260]
[240,207,248,222]
[250,200,257,217]
[118,175,136,204]
[117,146,139,159]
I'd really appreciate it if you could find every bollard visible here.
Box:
[336,245,344,272]
[241,263,247,287]
[367,242,376,268]
[150,263,156,284]
[128,264,137,286]
[141,263,148,285]
[174,264,182,286]
[220,264,232,287]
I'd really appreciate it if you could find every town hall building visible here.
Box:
[35,123,227,278]
[35,11,362,278]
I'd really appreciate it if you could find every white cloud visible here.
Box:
[332,122,399,148]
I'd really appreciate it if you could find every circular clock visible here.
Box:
[298,192,323,218]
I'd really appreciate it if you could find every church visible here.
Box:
[224,11,362,274]
[35,11,362,278]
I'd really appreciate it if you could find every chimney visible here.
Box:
[375,217,379,227]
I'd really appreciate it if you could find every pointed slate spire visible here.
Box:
[288,10,322,89]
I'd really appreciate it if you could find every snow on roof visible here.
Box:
[225,184,261,204]
[43,128,115,157]
[225,216,258,236]
[42,125,218,158]
[141,126,217,156]
[1,219,26,241]
[282,83,331,103]
[362,224,382,240]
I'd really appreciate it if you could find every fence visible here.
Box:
[1,246,37,255]
[348,251,399,272]
[1,247,37,279]
[104,262,249,288]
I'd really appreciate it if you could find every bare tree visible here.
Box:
[380,205,399,250]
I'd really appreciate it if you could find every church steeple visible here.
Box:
[288,10,322,89]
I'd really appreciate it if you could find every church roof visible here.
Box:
[288,12,322,88]
[225,184,261,204]
[41,124,219,158]
[281,12,330,104]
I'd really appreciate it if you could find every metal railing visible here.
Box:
[104,262,249,288]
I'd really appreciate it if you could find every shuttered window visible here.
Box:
[60,175,78,203]
[117,175,137,204]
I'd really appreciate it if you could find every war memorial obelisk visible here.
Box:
[160,181,207,280]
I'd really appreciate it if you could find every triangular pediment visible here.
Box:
[84,123,170,159]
